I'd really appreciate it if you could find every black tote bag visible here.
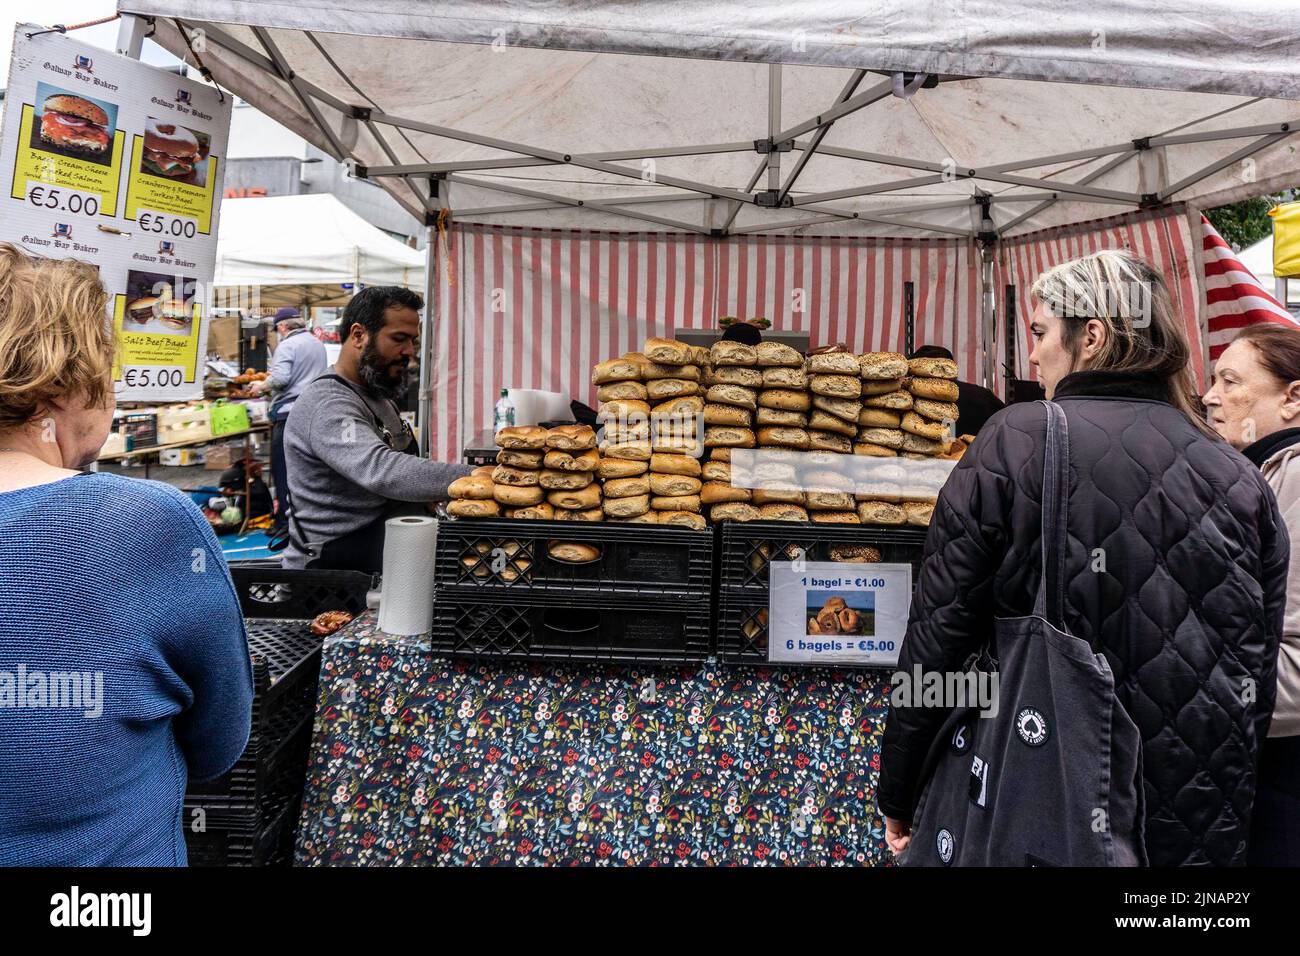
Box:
[902,401,1146,867]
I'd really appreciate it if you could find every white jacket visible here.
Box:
[1260,443,1300,737]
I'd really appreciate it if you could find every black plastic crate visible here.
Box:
[239,618,325,738]
[184,716,314,831]
[435,517,713,597]
[719,522,928,591]
[228,567,375,619]
[716,522,928,664]
[184,801,298,867]
[431,589,713,664]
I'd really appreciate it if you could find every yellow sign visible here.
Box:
[8,104,123,216]
[123,133,219,233]
[111,293,202,383]
[1271,202,1300,280]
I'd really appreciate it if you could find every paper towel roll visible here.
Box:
[377,515,438,635]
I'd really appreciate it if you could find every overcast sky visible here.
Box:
[2,1,179,83]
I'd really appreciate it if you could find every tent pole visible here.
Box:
[419,224,436,457]
[979,242,996,391]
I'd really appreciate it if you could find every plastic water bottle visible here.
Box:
[493,388,516,431]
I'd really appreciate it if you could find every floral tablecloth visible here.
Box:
[295,612,893,866]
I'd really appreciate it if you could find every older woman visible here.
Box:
[1203,322,1300,866]
[0,244,253,865]
[879,250,1287,866]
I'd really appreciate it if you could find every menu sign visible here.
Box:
[0,25,231,401]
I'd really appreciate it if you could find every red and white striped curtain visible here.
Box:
[994,207,1204,391]
[429,225,982,461]
[1201,215,1298,360]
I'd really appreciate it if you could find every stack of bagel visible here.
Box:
[594,338,708,525]
[446,465,501,517]
[702,338,763,524]
[539,424,602,519]
[849,352,955,527]
[447,336,958,530]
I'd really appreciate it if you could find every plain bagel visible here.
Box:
[448,475,494,499]
[494,483,545,506]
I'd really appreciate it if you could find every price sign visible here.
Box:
[137,209,199,239]
[119,365,186,390]
[0,28,231,402]
[768,560,912,666]
[26,181,102,217]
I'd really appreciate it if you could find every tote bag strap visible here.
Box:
[1032,400,1070,628]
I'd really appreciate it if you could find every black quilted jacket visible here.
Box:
[878,370,1289,867]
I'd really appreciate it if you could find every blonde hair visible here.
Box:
[1030,249,1213,437]
[0,242,115,431]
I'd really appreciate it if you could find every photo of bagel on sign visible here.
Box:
[123,270,195,335]
[140,117,210,186]
[805,592,874,637]
[31,84,118,166]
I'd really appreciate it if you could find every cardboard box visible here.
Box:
[206,314,241,361]
[160,448,206,466]
[204,443,242,471]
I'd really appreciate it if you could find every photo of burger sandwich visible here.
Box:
[125,295,158,325]
[124,294,192,335]
[140,117,209,186]
[31,85,117,166]
[124,271,197,336]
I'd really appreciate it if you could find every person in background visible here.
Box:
[880,250,1286,866]
[282,286,471,572]
[0,243,253,865]
[719,320,763,347]
[250,306,327,545]
[908,344,1005,436]
[1203,321,1300,866]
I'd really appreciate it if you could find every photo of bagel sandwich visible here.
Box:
[126,295,191,332]
[38,93,111,157]
[141,118,203,180]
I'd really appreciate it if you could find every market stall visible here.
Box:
[115,0,1300,866]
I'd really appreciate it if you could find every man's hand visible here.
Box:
[248,379,271,396]
[884,815,912,855]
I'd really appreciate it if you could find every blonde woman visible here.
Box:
[0,244,253,865]
[878,250,1287,866]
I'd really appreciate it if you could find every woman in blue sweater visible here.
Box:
[0,244,253,866]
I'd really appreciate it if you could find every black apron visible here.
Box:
[903,400,1147,867]
[289,374,420,573]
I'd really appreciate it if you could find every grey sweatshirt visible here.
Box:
[281,371,471,568]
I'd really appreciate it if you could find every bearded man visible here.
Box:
[282,286,470,571]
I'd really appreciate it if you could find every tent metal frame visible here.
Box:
[127,14,1300,449]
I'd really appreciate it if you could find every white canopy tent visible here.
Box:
[214,193,425,309]
[113,1,1300,448]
